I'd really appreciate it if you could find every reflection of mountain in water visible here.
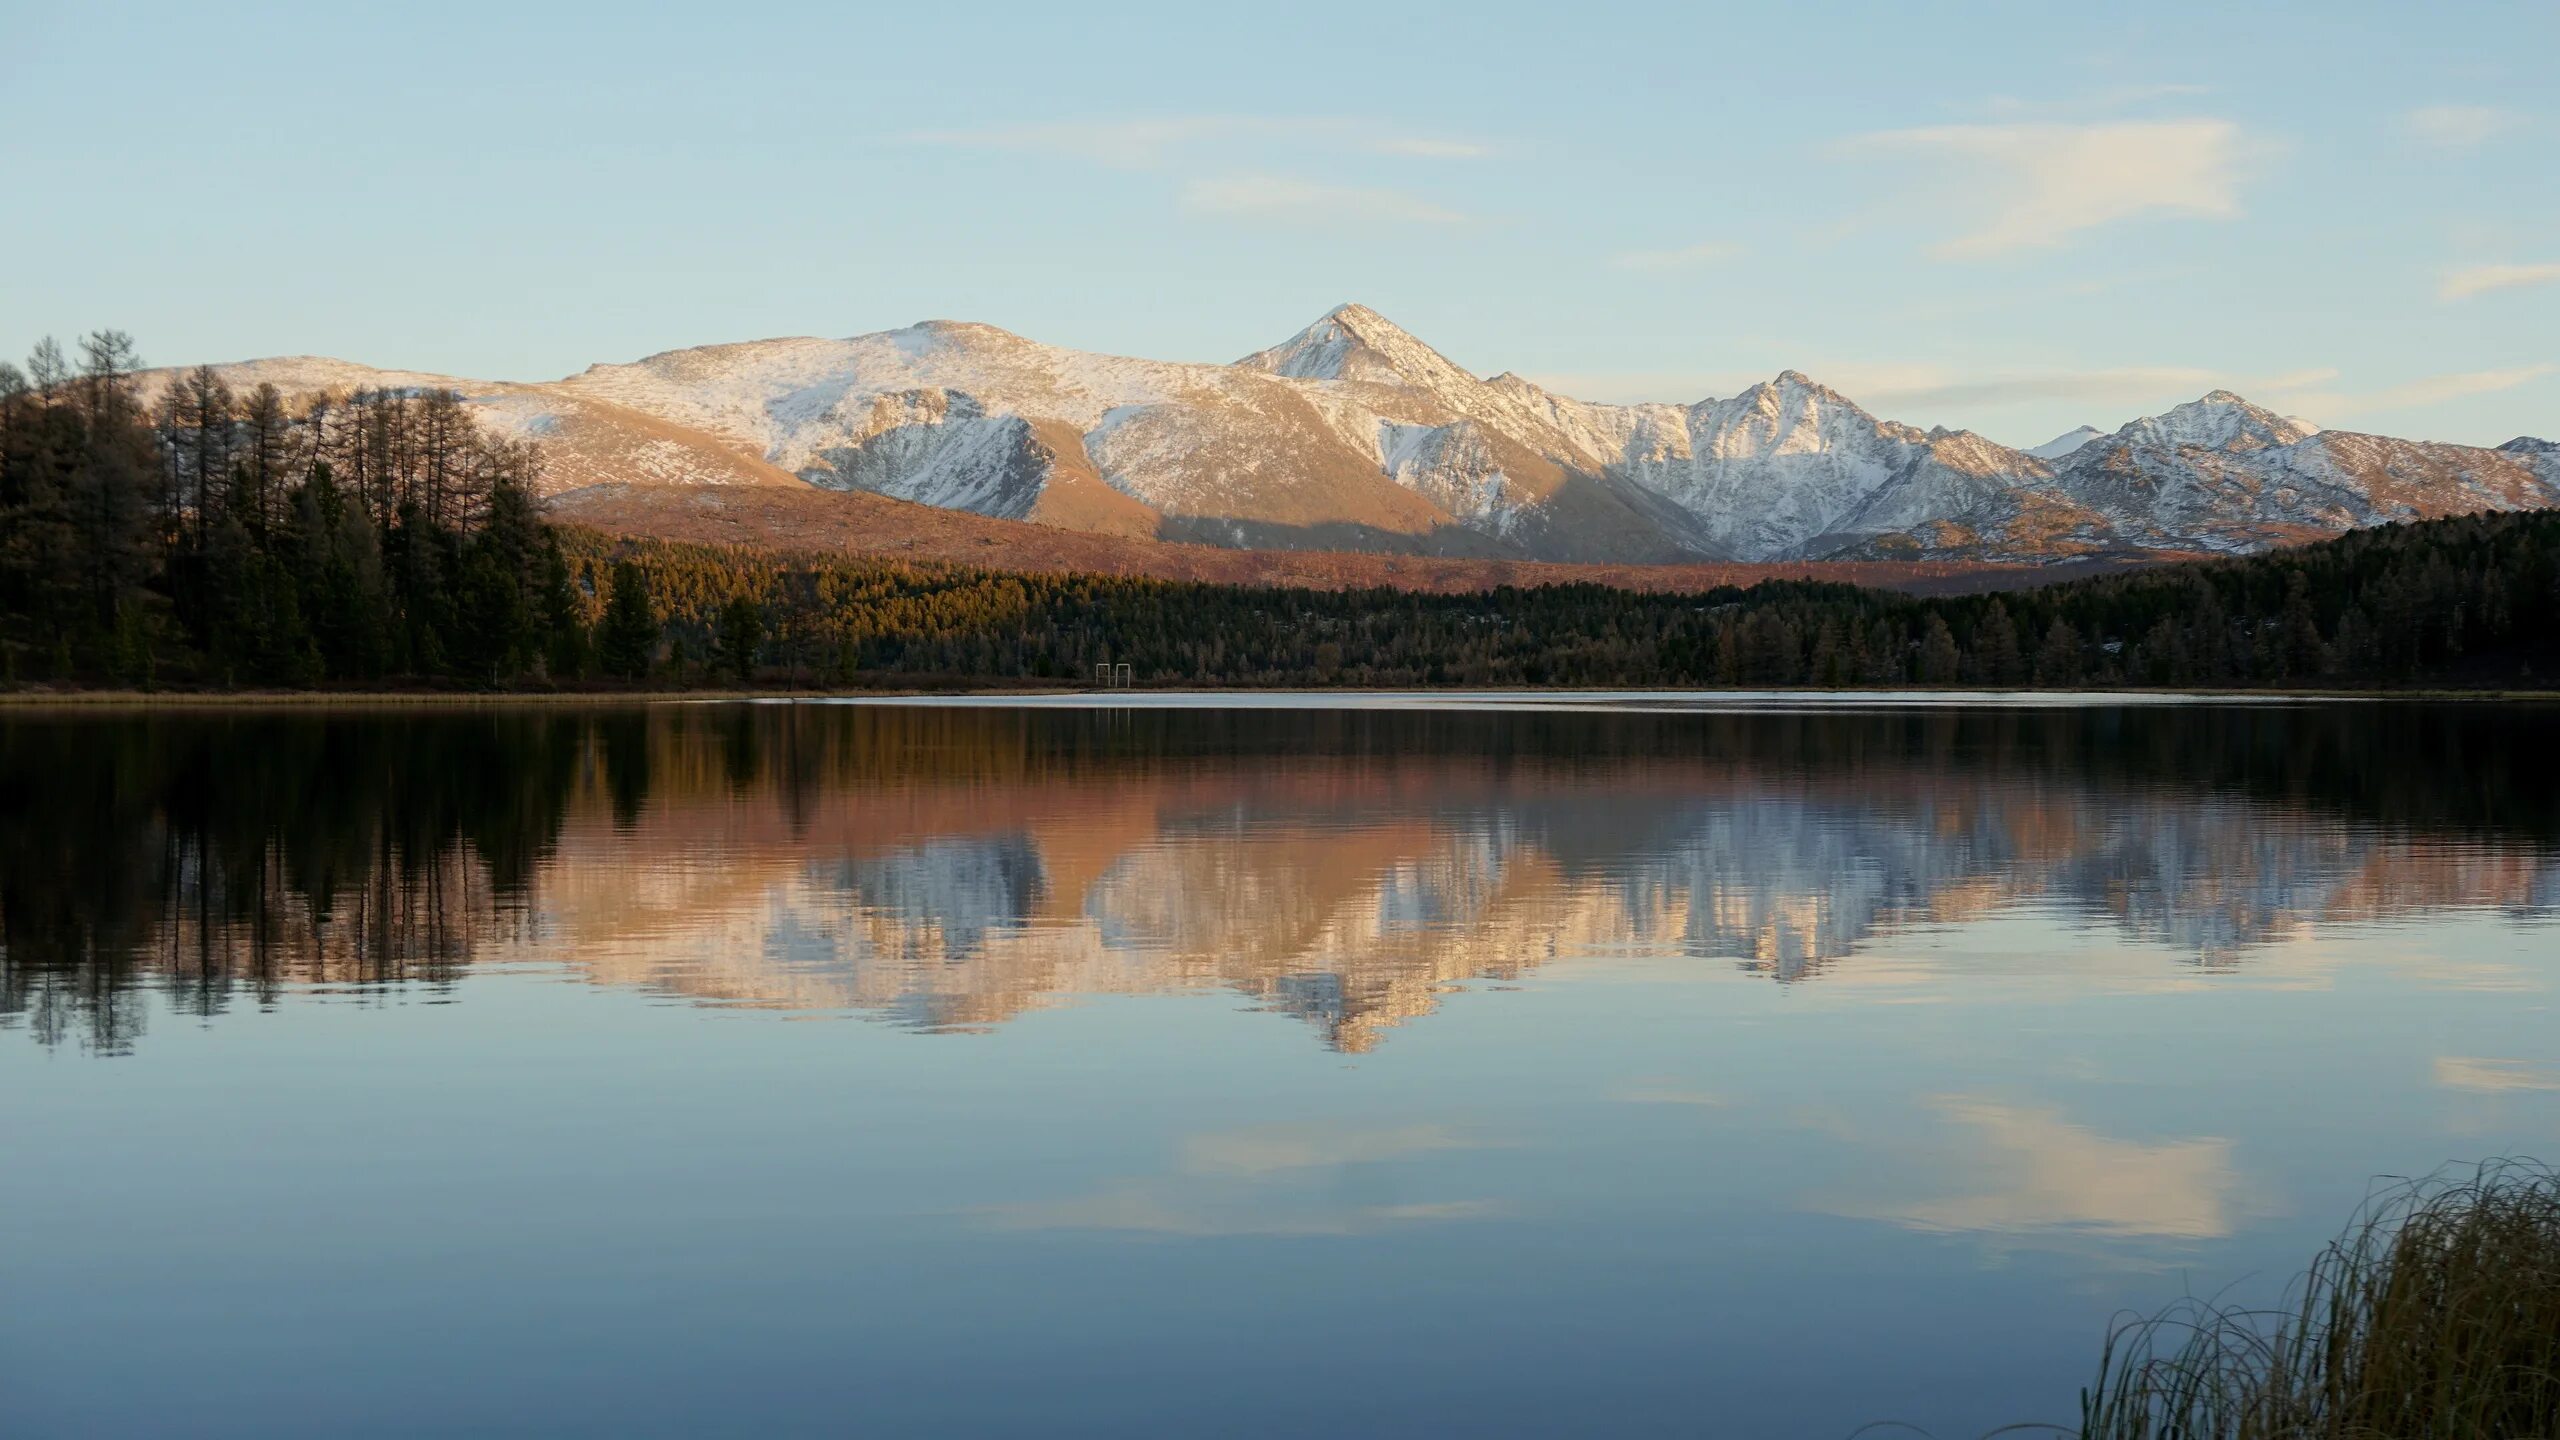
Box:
[5,704,2556,1051]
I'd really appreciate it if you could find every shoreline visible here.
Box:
[3,684,2556,709]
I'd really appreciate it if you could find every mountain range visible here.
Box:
[166,304,2560,566]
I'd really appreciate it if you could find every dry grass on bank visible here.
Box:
[2063,1160,2560,1440]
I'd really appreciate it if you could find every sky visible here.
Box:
[1,0,2553,449]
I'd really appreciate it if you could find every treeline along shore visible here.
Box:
[4,330,2556,693]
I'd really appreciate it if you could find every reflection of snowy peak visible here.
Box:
[533,768,2558,1045]
[155,307,2560,564]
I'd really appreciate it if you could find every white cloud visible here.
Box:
[1837,119,2246,258]
[2435,1056,2560,1094]
[2440,261,2560,300]
[2405,105,2525,149]
[1812,1095,2254,1240]
[2276,364,2556,421]
[1181,174,1469,226]
[909,116,1489,169]
[1611,241,1741,271]
[2357,364,2555,412]
[975,1122,1508,1236]
[1857,364,2226,410]
[1613,1079,1731,1107]
[1976,83,2211,119]
[2257,367,2345,391]
[1180,1122,1491,1176]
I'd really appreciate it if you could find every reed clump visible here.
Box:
[2073,1159,2560,1439]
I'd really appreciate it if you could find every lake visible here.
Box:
[5,697,2557,1438]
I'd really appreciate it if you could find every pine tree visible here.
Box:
[1918,614,1960,685]
[717,594,765,683]
[2280,571,2326,679]
[1975,601,2024,685]
[599,561,659,680]
[2034,617,2082,686]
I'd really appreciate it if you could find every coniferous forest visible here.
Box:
[3,331,2556,693]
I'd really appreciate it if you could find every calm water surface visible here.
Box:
[5,698,2557,1438]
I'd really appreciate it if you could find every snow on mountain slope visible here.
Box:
[2029,426,2109,461]
[131,356,808,493]
[559,307,1716,562]
[152,309,2560,566]
[1563,371,2107,560]
[2500,436,2560,487]
[2054,394,2557,553]
[2116,391,2320,452]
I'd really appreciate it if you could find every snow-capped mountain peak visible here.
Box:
[2028,425,2109,460]
[2120,391,2322,453]
[1239,303,1481,394]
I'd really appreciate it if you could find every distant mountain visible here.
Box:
[148,304,2560,565]
[2028,426,2109,461]
[2047,392,2560,554]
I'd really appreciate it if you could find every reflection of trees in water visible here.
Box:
[0,714,581,1052]
[3,702,2555,1051]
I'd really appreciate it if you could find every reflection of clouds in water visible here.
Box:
[1612,1081,1731,1108]
[1181,1121,1489,1175]
[1810,1095,2258,1243]
[979,1122,1509,1236]
[2436,1056,2560,1093]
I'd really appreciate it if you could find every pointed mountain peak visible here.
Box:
[1733,369,1862,413]
[1237,303,1476,392]
[1320,300,1397,331]
[2117,391,2321,453]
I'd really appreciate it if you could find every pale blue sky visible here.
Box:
[3,0,2552,448]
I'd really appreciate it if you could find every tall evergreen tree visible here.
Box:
[598,561,659,680]
[717,594,765,682]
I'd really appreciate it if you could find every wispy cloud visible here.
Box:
[1611,241,1741,272]
[1809,1095,2257,1241]
[1181,174,1469,226]
[1859,364,2226,410]
[1836,119,2247,258]
[975,1122,1510,1237]
[1976,83,2211,119]
[2405,104,2525,150]
[2271,364,2555,421]
[2435,1056,2560,1094]
[1180,1123,1490,1176]
[1613,1079,1731,1107]
[2348,364,2554,413]
[2440,260,2560,300]
[909,115,1490,169]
